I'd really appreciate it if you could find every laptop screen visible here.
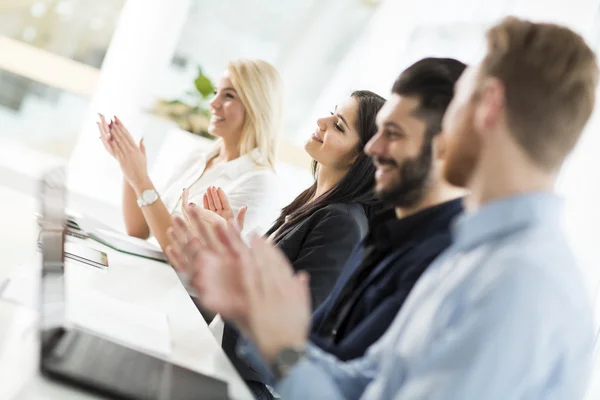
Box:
[38,168,67,346]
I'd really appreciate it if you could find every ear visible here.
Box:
[473,77,505,134]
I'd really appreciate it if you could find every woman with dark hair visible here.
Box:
[183,90,385,399]
[196,90,385,308]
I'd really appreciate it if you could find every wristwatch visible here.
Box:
[137,189,160,208]
[271,346,306,381]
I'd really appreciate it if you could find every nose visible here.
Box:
[209,95,222,110]
[365,130,385,157]
[316,116,329,132]
[316,113,338,131]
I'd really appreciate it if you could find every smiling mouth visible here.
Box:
[211,116,225,123]
[311,131,323,143]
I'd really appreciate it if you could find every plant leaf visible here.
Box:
[194,67,215,98]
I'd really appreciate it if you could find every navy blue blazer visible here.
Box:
[310,198,464,361]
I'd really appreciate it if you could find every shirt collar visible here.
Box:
[452,191,564,251]
[368,198,465,250]
[210,145,269,179]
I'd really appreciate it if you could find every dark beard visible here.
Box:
[376,136,433,208]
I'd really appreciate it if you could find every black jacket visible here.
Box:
[222,202,369,383]
[270,203,369,308]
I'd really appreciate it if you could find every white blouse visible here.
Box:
[159,143,280,236]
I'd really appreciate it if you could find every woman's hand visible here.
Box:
[181,188,226,229]
[204,186,247,231]
[97,114,149,192]
[97,114,116,158]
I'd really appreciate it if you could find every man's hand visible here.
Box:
[167,213,312,363]
[243,234,312,362]
[166,210,252,328]
[165,215,198,275]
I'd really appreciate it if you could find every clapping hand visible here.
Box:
[167,212,311,362]
[97,114,149,192]
[241,234,311,361]
[203,186,247,231]
[181,188,228,230]
[166,210,251,325]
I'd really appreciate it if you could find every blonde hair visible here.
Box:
[480,17,599,171]
[226,59,284,168]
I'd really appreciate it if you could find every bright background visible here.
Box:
[1,1,600,397]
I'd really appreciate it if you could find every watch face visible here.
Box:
[143,190,157,203]
[280,348,303,364]
[272,347,306,380]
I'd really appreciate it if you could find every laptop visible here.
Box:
[38,168,229,400]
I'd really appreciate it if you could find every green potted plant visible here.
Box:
[152,66,216,140]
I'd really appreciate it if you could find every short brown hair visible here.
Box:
[480,17,598,171]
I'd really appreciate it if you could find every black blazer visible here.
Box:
[222,202,369,384]
[270,202,369,308]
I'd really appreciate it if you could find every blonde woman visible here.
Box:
[97,59,283,253]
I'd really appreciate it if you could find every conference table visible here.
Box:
[0,165,254,400]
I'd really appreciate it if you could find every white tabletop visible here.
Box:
[0,181,253,400]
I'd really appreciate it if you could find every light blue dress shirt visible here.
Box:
[276,192,594,400]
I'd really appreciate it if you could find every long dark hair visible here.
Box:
[267,90,385,240]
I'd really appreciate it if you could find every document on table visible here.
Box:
[0,263,172,357]
[67,288,172,357]
[0,263,39,309]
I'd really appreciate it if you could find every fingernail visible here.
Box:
[189,203,196,208]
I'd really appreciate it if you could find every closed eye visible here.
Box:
[330,112,345,132]
[212,90,236,100]
[385,129,403,139]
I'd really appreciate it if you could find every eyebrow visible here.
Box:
[216,87,237,93]
[333,107,350,129]
[383,121,404,131]
[338,113,350,128]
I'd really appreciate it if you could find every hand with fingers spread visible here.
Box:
[203,186,247,231]
[96,114,149,192]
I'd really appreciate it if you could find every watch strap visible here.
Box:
[271,346,306,381]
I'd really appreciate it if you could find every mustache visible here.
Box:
[372,156,398,168]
